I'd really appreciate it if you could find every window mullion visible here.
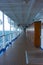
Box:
[3,12,5,48]
[10,19,11,42]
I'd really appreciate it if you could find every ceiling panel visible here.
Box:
[0,0,43,26]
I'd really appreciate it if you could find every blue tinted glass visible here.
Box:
[0,11,3,50]
[0,11,3,36]
[4,14,10,35]
[4,14,10,44]
[5,35,10,42]
[0,37,3,50]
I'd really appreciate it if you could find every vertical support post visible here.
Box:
[34,21,41,48]
[10,19,11,42]
[3,12,5,48]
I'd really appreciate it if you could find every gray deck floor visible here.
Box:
[0,32,43,65]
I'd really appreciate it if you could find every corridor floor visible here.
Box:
[0,32,43,65]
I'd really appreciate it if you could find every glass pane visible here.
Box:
[11,20,14,39]
[0,37,3,50]
[5,35,10,42]
[4,14,10,43]
[0,11,3,50]
[0,11,3,35]
[17,28,20,35]
[4,14,10,35]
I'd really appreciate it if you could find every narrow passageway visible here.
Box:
[0,31,43,65]
[0,32,27,65]
[0,0,43,65]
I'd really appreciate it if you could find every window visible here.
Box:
[0,10,22,51]
[11,20,15,39]
[4,14,10,43]
[4,14,10,34]
[0,11,3,50]
[0,11,3,35]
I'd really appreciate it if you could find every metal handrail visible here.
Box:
[0,32,14,37]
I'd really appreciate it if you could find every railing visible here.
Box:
[0,31,21,52]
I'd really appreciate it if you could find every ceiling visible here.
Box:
[0,0,43,26]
